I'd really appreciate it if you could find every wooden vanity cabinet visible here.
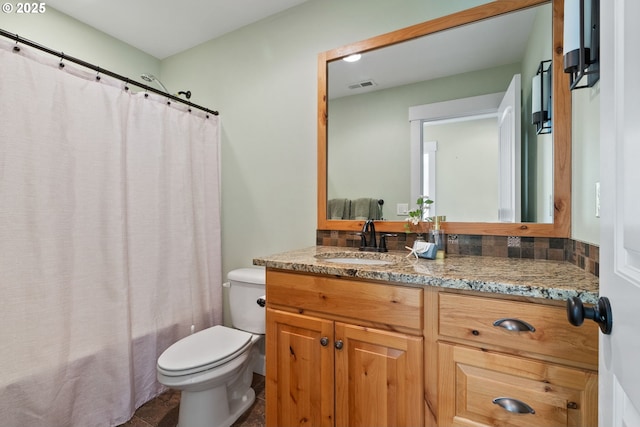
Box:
[265,270,424,427]
[429,290,599,427]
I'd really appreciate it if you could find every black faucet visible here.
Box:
[359,220,396,252]
[362,220,377,251]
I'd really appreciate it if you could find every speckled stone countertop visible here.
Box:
[253,246,599,304]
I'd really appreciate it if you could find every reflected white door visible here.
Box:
[497,74,521,222]
[599,0,640,424]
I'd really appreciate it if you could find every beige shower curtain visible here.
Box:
[0,38,222,426]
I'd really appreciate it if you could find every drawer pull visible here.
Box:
[493,318,536,332]
[320,337,329,347]
[492,397,536,414]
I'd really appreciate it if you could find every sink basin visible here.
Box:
[321,257,393,266]
[314,251,401,266]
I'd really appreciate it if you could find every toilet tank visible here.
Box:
[228,267,266,334]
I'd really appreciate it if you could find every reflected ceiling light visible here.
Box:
[532,60,552,135]
[563,0,599,90]
[342,54,361,63]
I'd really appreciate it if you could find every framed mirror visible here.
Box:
[317,0,571,237]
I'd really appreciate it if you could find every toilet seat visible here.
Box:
[157,325,253,377]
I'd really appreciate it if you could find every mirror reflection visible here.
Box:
[327,3,552,223]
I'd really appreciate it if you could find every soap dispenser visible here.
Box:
[430,215,446,259]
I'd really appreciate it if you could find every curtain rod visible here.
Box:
[0,28,219,116]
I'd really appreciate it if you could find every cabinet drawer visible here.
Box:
[266,270,423,331]
[438,293,598,367]
[438,343,598,427]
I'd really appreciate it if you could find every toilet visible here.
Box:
[157,267,266,427]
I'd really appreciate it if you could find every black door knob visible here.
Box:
[566,296,613,334]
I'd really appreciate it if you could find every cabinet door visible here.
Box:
[266,309,334,427]
[438,343,598,427]
[335,322,424,427]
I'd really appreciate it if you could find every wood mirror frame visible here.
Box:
[317,0,570,237]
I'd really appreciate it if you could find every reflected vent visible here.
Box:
[348,79,377,90]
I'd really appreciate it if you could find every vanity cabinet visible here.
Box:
[265,270,424,427]
[429,290,599,427]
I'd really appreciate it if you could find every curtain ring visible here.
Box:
[96,67,101,81]
[13,35,20,52]
[59,52,65,68]
[123,78,130,92]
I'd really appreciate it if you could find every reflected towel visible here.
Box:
[369,198,381,220]
[352,198,370,220]
[328,198,350,219]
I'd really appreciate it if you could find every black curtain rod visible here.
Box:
[0,28,219,116]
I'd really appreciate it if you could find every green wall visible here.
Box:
[158,0,493,276]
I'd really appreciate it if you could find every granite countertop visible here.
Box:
[253,246,599,304]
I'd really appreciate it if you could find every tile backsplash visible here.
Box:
[316,230,599,277]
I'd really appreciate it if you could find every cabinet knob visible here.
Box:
[492,397,536,414]
[566,296,613,334]
[320,337,329,347]
[493,318,536,332]
[334,339,344,350]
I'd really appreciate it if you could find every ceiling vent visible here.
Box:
[348,79,377,90]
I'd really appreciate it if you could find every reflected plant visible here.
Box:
[405,196,434,233]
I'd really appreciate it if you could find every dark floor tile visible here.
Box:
[156,406,180,427]
[118,416,154,427]
[156,389,181,406]
[131,393,178,427]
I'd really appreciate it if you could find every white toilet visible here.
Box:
[157,267,266,427]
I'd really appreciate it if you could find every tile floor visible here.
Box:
[117,374,265,427]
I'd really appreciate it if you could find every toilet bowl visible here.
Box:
[157,267,265,427]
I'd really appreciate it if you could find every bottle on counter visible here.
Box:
[430,215,446,259]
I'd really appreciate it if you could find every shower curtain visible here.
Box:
[0,39,222,426]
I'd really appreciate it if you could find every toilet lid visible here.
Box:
[157,325,253,376]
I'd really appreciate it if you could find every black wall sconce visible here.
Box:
[532,60,552,135]
[563,0,600,90]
